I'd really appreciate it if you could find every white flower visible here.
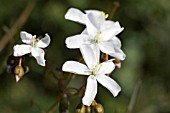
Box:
[65,8,126,61]
[62,45,121,106]
[13,31,50,66]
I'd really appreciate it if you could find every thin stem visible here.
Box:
[0,0,35,53]
[125,78,142,113]
[19,57,22,66]
[109,1,120,20]
[105,1,120,61]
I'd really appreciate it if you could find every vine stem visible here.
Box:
[0,0,35,53]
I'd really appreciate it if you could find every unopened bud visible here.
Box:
[14,65,24,82]
[94,103,104,113]
[24,66,29,73]
[76,103,85,113]
[85,106,91,113]
[114,59,121,68]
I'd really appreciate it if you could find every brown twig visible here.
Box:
[105,1,120,61]
[0,0,35,53]
[109,1,120,20]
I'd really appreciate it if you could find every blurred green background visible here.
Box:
[0,0,170,113]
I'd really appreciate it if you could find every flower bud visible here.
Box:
[7,55,16,65]
[76,103,85,113]
[14,65,25,82]
[113,59,121,68]
[85,106,91,113]
[24,66,29,73]
[94,103,104,113]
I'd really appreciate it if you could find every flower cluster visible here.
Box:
[11,7,126,108]
[62,8,126,106]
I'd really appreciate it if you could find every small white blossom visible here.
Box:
[13,31,50,66]
[62,45,121,106]
[65,8,126,61]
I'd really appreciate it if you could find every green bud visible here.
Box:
[94,103,104,113]
[85,106,91,113]
[24,66,29,73]
[14,65,25,82]
[76,103,85,113]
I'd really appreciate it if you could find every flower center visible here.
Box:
[100,11,109,19]
[95,31,102,43]
[92,64,102,76]
[32,35,39,47]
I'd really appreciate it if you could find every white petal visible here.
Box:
[112,36,121,48]
[85,13,98,37]
[109,47,126,61]
[20,31,33,44]
[13,44,32,56]
[114,21,124,35]
[90,44,100,63]
[85,10,101,14]
[80,45,98,69]
[36,34,50,48]
[100,21,124,41]
[97,74,121,97]
[62,61,91,75]
[98,41,116,54]
[65,8,86,24]
[98,61,115,75]
[81,28,88,35]
[31,48,46,66]
[65,34,87,49]
[15,75,20,82]
[82,75,97,106]
[85,10,105,26]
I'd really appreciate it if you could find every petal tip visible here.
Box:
[15,75,21,82]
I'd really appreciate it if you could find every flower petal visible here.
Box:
[98,40,116,54]
[85,13,98,37]
[97,74,121,97]
[62,61,91,75]
[82,75,97,106]
[98,61,115,75]
[85,10,105,26]
[20,31,33,44]
[80,45,98,69]
[109,47,126,61]
[13,44,32,56]
[65,34,88,49]
[112,36,121,48]
[31,47,46,66]
[100,21,124,41]
[90,44,100,63]
[36,34,50,48]
[65,8,86,24]
[81,28,88,35]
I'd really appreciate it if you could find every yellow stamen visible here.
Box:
[32,35,36,39]
[100,11,109,19]
[98,31,102,34]
[95,36,100,43]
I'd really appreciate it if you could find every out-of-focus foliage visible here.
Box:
[0,0,170,113]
